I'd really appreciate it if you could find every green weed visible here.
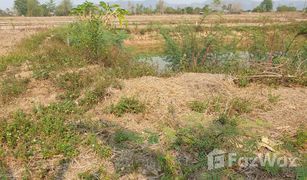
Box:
[229,97,253,115]
[268,92,280,104]
[188,100,208,113]
[108,97,145,117]
[174,114,240,177]
[0,110,79,160]
[0,77,29,103]
[84,133,112,159]
[114,129,143,144]
[157,152,182,178]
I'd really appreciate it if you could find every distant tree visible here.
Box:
[127,1,135,14]
[212,0,223,11]
[143,6,153,14]
[229,3,242,13]
[46,0,56,15]
[40,4,50,16]
[213,0,222,6]
[56,0,72,16]
[27,0,42,16]
[202,5,211,13]
[165,7,176,14]
[156,0,165,14]
[276,5,296,12]
[135,4,144,14]
[0,9,11,16]
[185,7,194,14]
[193,7,202,14]
[253,0,273,12]
[14,0,27,16]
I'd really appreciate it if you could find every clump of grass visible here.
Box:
[282,125,307,153]
[228,97,253,115]
[188,96,252,116]
[188,100,208,113]
[55,72,94,101]
[0,110,79,160]
[79,74,116,111]
[173,114,240,177]
[78,166,116,180]
[114,129,143,144]
[84,133,112,159]
[0,77,29,103]
[157,152,182,178]
[108,97,145,117]
[0,160,9,179]
[268,92,280,104]
[34,100,82,120]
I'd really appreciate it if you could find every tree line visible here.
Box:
[1,0,305,17]
[13,0,72,16]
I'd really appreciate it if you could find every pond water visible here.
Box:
[138,56,171,72]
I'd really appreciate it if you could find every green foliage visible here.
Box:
[0,160,9,179]
[229,97,253,115]
[157,152,182,178]
[55,0,72,16]
[68,20,128,63]
[0,77,29,104]
[253,0,273,12]
[188,100,208,113]
[282,126,307,153]
[14,0,28,16]
[84,133,112,159]
[161,25,240,71]
[108,97,146,117]
[174,114,240,176]
[0,110,79,160]
[268,92,280,104]
[114,129,143,144]
[277,5,297,12]
[71,1,128,28]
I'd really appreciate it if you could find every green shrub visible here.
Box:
[68,20,128,64]
[108,97,145,117]
[84,133,112,159]
[114,129,143,144]
[0,110,79,160]
[161,25,239,71]
[188,100,208,113]
[174,114,240,176]
[229,98,253,115]
[0,77,29,103]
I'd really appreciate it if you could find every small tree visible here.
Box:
[14,0,27,16]
[46,0,56,15]
[26,0,42,16]
[56,0,72,16]
[253,0,273,12]
[277,5,296,12]
[156,0,165,14]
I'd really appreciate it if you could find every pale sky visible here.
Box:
[0,0,305,10]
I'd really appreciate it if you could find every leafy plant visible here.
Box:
[188,100,208,113]
[68,1,129,63]
[114,129,143,144]
[0,77,29,104]
[108,97,146,117]
[71,1,128,28]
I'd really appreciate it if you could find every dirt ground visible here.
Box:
[89,73,307,137]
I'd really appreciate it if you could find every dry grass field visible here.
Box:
[0,12,306,55]
[0,12,306,179]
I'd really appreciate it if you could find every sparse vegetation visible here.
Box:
[0,77,29,104]
[108,97,146,117]
[0,3,306,179]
